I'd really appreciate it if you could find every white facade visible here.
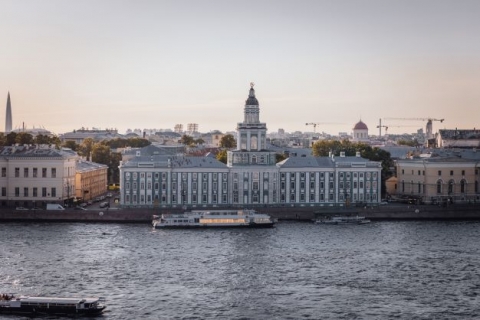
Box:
[118,85,382,208]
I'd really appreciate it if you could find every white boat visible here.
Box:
[315,215,371,225]
[152,209,275,229]
[0,294,106,316]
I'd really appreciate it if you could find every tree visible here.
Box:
[0,133,6,146]
[6,132,17,146]
[79,138,94,161]
[15,132,34,145]
[91,144,111,165]
[276,153,287,163]
[180,135,195,146]
[195,138,205,146]
[219,134,236,148]
[62,140,79,151]
[216,150,228,164]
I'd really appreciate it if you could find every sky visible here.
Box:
[1,0,479,136]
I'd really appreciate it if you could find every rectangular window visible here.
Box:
[24,187,28,197]
[15,168,19,177]
[1,168,6,177]
[450,170,454,176]
[141,182,145,190]
[51,168,56,178]
[24,168,29,178]
[438,170,442,176]
[418,170,421,175]
[15,187,20,197]
[1,187,6,197]
[42,168,47,178]
[253,182,259,190]
[462,170,465,176]
[202,194,207,203]
[33,168,38,177]
[148,182,152,190]
[51,188,56,197]
[192,194,197,203]
[310,182,315,189]
[33,188,37,197]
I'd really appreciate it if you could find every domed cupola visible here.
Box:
[245,83,259,106]
[352,119,369,142]
[353,120,368,130]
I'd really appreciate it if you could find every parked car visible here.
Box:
[106,193,113,198]
[99,201,109,208]
[87,200,93,205]
[74,206,86,210]
[16,207,29,210]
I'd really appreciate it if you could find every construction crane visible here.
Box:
[383,117,445,139]
[305,122,343,133]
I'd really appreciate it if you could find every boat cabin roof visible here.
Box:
[18,296,99,304]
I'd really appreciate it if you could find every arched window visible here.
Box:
[460,179,466,194]
[250,136,258,150]
[448,180,455,194]
[251,155,257,164]
[437,180,442,194]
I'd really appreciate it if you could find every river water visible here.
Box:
[1,220,480,319]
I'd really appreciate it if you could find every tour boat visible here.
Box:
[315,215,371,225]
[0,294,106,316]
[152,209,275,228]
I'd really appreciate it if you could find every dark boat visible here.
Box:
[0,294,106,316]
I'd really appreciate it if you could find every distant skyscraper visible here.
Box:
[5,92,12,133]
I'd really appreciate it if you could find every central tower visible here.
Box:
[227,84,276,167]
[236,82,267,151]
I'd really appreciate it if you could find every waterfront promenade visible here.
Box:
[1,204,480,222]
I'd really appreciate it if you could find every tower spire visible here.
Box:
[5,92,12,133]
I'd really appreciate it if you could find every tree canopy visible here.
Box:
[219,134,236,149]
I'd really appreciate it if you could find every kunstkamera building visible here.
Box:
[119,85,382,208]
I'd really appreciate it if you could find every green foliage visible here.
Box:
[276,153,287,163]
[79,138,94,161]
[195,138,205,145]
[180,135,195,146]
[0,133,5,146]
[62,140,79,151]
[397,139,418,147]
[216,149,228,164]
[219,134,236,149]
[15,132,34,145]
[6,132,17,146]
[91,144,111,165]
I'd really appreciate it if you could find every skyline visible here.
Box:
[1,0,479,135]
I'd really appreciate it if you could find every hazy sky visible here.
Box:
[1,0,479,135]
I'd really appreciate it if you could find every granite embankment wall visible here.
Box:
[1,204,480,223]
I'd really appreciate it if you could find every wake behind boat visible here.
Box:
[315,215,371,225]
[0,294,106,316]
[152,209,275,228]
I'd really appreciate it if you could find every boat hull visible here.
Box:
[154,222,275,229]
[0,305,105,316]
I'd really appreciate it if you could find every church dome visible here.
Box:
[353,120,368,130]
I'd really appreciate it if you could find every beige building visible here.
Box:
[75,160,108,201]
[395,157,480,204]
[0,146,77,208]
